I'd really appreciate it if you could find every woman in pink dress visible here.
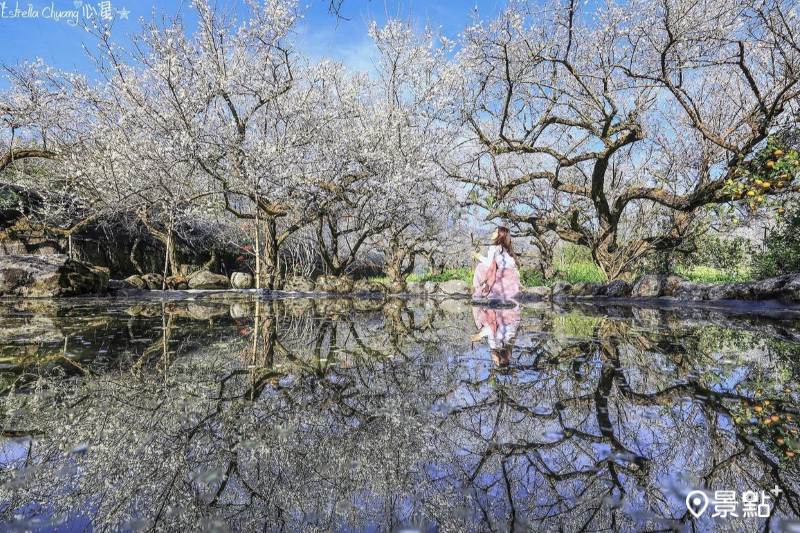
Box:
[472,226,522,301]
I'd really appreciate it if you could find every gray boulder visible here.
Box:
[315,298,353,316]
[422,281,439,294]
[0,254,109,297]
[123,275,147,290]
[631,275,683,298]
[522,285,552,299]
[572,282,606,297]
[141,273,164,290]
[187,270,230,290]
[750,274,800,300]
[783,275,800,300]
[408,281,439,294]
[385,281,406,294]
[438,279,471,296]
[165,276,189,290]
[315,275,354,294]
[440,298,472,314]
[406,282,424,294]
[229,302,252,319]
[231,272,254,290]
[352,279,387,294]
[185,303,229,320]
[605,280,632,298]
[706,282,756,301]
[551,282,572,298]
[672,281,713,300]
[283,277,316,292]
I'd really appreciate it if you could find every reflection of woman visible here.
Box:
[471,305,521,367]
[472,226,522,301]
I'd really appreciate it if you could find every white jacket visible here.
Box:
[479,245,517,269]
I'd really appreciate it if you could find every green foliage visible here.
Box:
[723,130,800,212]
[640,233,752,283]
[751,205,800,279]
[548,244,605,284]
[369,268,474,285]
[553,314,603,339]
[559,262,605,284]
[690,235,750,272]
[520,267,547,287]
[419,267,473,284]
[559,243,594,265]
[674,266,748,284]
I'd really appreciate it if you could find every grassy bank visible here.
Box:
[371,263,752,288]
[370,262,608,287]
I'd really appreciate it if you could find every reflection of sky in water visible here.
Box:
[0,297,799,532]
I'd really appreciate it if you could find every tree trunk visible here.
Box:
[262,215,280,289]
[591,228,652,281]
[254,208,261,290]
[162,219,173,290]
[130,238,144,275]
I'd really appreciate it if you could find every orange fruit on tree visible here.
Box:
[778,208,786,214]
[763,182,771,188]
[788,450,796,457]
[775,149,785,157]
[767,161,776,168]
[778,182,785,187]
[755,405,763,412]
[755,179,764,186]
[771,414,780,422]
[747,190,755,196]
[778,438,785,445]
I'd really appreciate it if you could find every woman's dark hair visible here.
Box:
[491,346,512,367]
[492,226,520,267]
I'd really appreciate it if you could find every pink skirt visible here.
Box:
[472,263,521,300]
[472,305,522,332]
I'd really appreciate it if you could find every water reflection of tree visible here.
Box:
[1,300,799,531]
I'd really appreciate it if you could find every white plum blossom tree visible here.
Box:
[451,0,800,279]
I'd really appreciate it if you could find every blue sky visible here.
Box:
[0,0,507,80]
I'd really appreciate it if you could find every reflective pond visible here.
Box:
[1,296,800,532]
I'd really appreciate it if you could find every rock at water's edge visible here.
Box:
[572,282,607,297]
[314,275,354,294]
[605,280,632,298]
[438,279,471,296]
[551,282,572,298]
[522,285,552,299]
[123,275,146,290]
[672,281,713,300]
[352,279,387,294]
[166,275,189,290]
[283,277,316,292]
[0,254,109,297]
[187,270,230,290]
[141,273,164,290]
[231,272,254,290]
[631,275,683,298]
